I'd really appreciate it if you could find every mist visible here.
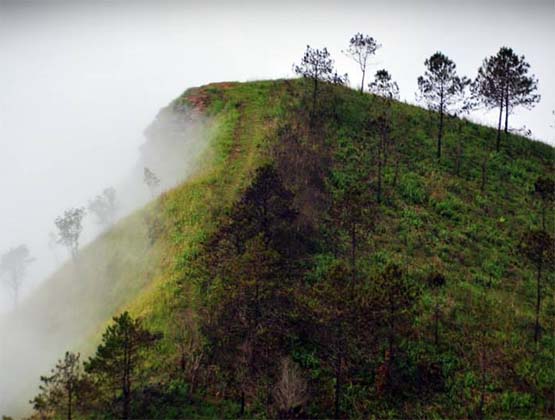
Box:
[0,100,212,415]
[0,0,553,416]
[1,0,553,305]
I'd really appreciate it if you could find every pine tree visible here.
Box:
[473,47,540,151]
[30,352,84,420]
[84,312,161,419]
[417,52,469,159]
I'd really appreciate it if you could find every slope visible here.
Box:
[3,79,554,418]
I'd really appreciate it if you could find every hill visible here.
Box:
[2,79,553,419]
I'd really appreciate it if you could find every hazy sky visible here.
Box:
[0,0,553,308]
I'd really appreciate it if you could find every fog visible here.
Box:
[0,0,553,416]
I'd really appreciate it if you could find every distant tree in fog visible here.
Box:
[55,207,86,260]
[143,167,160,197]
[343,33,381,93]
[417,52,469,159]
[88,187,117,227]
[0,244,34,306]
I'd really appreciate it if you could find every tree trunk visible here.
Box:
[392,153,401,189]
[13,277,18,308]
[437,100,444,159]
[123,339,131,419]
[312,78,318,118]
[434,301,440,347]
[388,293,395,373]
[180,351,186,373]
[480,156,488,192]
[496,101,503,152]
[377,136,383,203]
[504,87,510,143]
[455,120,463,176]
[360,68,366,94]
[477,338,487,420]
[534,260,542,344]
[334,355,342,419]
[239,390,245,417]
[350,223,357,297]
[67,388,72,420]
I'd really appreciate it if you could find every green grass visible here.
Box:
[4,79,553,418]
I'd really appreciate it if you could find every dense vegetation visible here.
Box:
[20,77,555,419]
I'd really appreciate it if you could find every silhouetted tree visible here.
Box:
[520,229,555,343]
[307,259,377,418]
[369,69,400,202]
[169,307,203,396]
[343,33,380,93]
[329,135,375,286]
[473,47,540,151]
[427,272,446,347]
[31,352,84,420]
[0,244,33,306]
[84,312,161,419]
[374,263,420,395]
[462,292,502,419]
[201,165,307,415]
[143,167,160,197]
[88,187,117,227]
[55,207,85,260]
[533,177,554,231]
[294,45,335,116]
[417,52,469,159]
[368,69,399,100]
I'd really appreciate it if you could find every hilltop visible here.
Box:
[2,79,554,419]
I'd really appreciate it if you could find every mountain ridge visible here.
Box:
[2,79,554,418]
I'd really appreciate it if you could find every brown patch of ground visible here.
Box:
[186,82,237,112]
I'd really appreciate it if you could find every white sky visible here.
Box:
[0,0,553,309]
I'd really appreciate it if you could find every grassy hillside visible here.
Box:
[5,79,554,419]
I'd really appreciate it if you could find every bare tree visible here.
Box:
[88,187,117,227]
[273,357,308,418]
[143,167,160,197]
[417,52,469,159]
[55,207,86,260]
[170,308,203,396]
[343,33,381,93]
[0,244,34,306]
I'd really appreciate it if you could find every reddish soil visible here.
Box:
[186,82,236,112]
